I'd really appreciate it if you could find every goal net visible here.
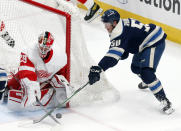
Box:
[0,0,120,107]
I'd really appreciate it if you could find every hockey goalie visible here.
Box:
[0,31,73,111]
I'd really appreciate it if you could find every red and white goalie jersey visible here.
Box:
[19,42,67,85]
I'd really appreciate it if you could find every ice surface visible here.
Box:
[0,15,181,131]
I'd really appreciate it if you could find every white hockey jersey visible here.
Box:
[18,43,67,89]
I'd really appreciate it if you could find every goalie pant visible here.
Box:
[6,72,71,111]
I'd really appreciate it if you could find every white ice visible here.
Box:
[0,18,181,131]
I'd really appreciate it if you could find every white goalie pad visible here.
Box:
[6,87,68,111]
[7,90,24,111]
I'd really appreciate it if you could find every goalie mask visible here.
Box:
[38,31,54,58]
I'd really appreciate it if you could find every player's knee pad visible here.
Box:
[140,67,156,84]
[130,64,141,75]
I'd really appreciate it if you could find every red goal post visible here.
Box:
[20,0,71,83]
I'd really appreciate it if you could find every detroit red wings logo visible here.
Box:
[36,70,51,78]
[20,53,27,63]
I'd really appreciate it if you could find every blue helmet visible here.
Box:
[101,9,120,23]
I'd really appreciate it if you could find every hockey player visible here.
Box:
[4,31,72,110]
[88,9,174,114]
[0,20,15,48]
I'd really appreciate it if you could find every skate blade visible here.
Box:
[33,119,40,124]
[87,8,103,23]
[138,86,149,89]
[163,108,175,115]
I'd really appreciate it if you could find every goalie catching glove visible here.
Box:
[88,66,102,85]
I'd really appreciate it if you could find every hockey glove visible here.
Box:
[88,66,102,85]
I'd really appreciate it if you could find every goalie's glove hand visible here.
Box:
[88,66,102,85]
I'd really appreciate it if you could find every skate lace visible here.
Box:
[161,100,170,111]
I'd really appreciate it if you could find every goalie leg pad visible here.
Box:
[7,90,23,111]
[6,87,55,111]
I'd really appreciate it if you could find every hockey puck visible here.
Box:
[56,113,62,119]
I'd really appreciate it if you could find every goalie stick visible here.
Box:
[33,81,89,124]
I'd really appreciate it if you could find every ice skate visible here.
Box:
[84,2,103,22]
[138,82,148,89]
[160,98,174,115]
[2,87,8,104]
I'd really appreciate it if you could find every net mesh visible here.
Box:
[0,0,120,107]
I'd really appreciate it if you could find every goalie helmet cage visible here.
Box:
[0,0,120,107]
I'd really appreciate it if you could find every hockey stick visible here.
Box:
[33,81,89,124]
[35,96,61,124]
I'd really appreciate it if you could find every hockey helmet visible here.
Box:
[38,31,54,58]
[101,9,120,24]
